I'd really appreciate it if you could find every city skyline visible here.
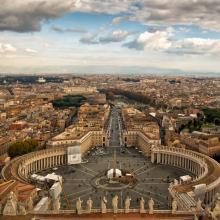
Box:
[1,0,220,75]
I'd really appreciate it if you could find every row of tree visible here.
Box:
[100,89,153,105]
[8,139,38,158]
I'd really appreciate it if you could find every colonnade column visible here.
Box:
[40,158,43,170]
[61,155,64,165]
[46,157,48,168]
[151,153,155,163]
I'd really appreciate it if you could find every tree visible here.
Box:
[214,118,220,126]
[203,108,220,123]
[52,95,86,108]
[8,139,38,158]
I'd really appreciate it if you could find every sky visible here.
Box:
[1,0,220,75]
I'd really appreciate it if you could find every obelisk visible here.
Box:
[113,150,116,177]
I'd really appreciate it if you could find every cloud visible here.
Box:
[0,43,16,53]
[130,1,220,31]
[99,29,133,43]
[176,27,191,33]
[125,28,173,51]
[72,0,130,14]
[0,0,130,32]
[125,27,220,55]
[111,1,220,32]
[79,34,99,44]
[80,29,133,45]
[25,48,38,53]
[112,16,131,24]
[0,0,73,32]
[173,38,220,55]
[138,28,173,51]
[0,45,38,55]
[52,26,87,33]
[2,1,220,32]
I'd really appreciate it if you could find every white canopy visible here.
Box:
[180,175,192,182]
[45,173,62,182]
[107,168,122,179]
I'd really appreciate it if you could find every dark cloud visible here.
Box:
[99,36,123,43]
[1,0,220,32]
[131,2,143,10]
[79,35,99,44]
[80,30,133,45]
[0,0,73,32]
[123,40,144,50]
[112,1,220,31]
[134,0,220,31]
[52,26,87,33]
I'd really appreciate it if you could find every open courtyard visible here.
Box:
[38,146,193,210]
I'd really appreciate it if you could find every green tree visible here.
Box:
[203,108,220,123]
[52,95,86,108]
[214,118,220,126]
[8,139,38,158]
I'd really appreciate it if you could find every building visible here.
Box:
[47,103,110,154]
[181,132,220,156]
[37,77,46,83]
[63,86,97,94]
[121,107,160,155]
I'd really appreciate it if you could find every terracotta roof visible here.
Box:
[0,180,36,202]
[0,180,17,201]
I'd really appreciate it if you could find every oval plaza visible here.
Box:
[2,104,220,219]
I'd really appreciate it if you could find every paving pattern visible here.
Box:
[38,107,193,210]
[39,147,192,210]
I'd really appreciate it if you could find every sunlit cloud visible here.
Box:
[0,43,16,53]
[0,0,220,74]
[25,48,38,54]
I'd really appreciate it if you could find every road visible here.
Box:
[37,107,193,210]
[109,107,121,147]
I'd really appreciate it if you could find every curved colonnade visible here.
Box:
[151,146,220,207]
[151,146,208,182]
[2,145,220,211]
[2,147,66,183]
